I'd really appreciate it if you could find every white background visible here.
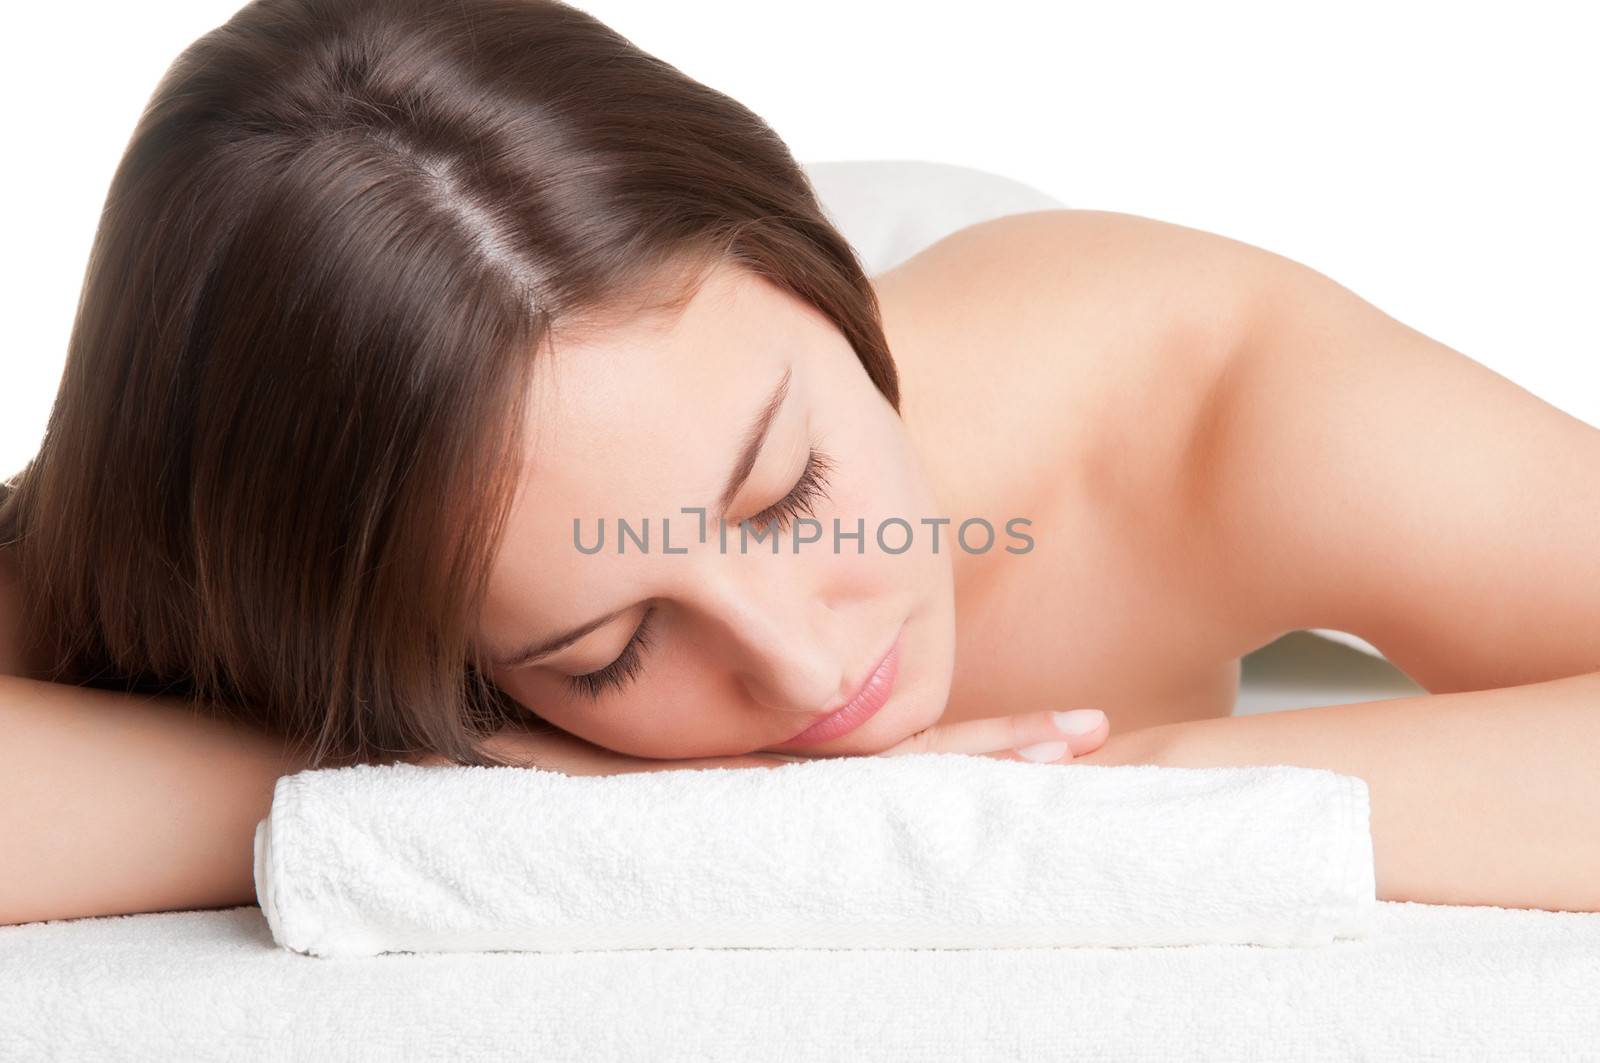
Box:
[4,0,1597,481]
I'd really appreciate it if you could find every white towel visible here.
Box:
[253,754,1376,958]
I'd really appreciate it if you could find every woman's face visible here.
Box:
[475,258,957,759]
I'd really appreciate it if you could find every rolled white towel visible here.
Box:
[253,754,1375,958]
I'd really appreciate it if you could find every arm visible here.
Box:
[0,675,315,926]
[0,669,1107,926]
[1179,248,1600,688]
[1133,245,1600,912]
[1095,671,1600,913]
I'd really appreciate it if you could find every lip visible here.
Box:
[770,622,903,750]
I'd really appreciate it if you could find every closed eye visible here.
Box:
[746,446,835,534]
[565,604,656,700]
[561,446,837,701]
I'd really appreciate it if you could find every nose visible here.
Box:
[696,568,843,716]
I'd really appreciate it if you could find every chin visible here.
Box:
[792,669,948,759]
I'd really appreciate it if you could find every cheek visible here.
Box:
[495,659,732,759]
[824,410,940,560]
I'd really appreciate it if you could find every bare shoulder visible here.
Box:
[872,209,1278,587]
[876,207,1273,464]
[871,210,1295,716]
[873,207,1278,358]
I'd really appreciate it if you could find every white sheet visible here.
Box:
[2,900,1597,1061]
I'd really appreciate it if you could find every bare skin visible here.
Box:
[870,209,1261,732]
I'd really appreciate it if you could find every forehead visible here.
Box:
[498,259,807,576]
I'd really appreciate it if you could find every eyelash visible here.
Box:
[747,446,835,535]
[561,446,836,700]
[565,604,657,701]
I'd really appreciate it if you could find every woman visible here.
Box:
[3,0,1598,921]
[0,0,1131,775]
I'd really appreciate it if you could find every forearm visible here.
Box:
[0,675,315,926]
[1130,669,1600,912]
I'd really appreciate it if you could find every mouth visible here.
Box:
[769,621,904,751]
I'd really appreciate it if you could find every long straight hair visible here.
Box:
[0,0,899,768]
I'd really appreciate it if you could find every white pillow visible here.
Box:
[802,158,1067,277]
[1303,629,1384,659]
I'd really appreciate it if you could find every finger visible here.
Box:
[876,708,1108,763]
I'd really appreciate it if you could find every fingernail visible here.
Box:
[1016,740,1070,763]
[1052,709,1105,736]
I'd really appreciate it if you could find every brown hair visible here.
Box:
[0,0,898,769]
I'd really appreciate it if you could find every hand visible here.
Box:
[412,707,1115,774]
[873,707,1111,764]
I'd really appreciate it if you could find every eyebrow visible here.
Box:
[488,364,793,670]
